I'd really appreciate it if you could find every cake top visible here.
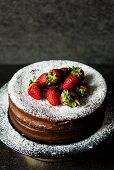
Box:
[8,60,107,121]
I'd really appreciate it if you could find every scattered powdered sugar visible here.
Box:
[8,60,107,121]
[0,84,114,158]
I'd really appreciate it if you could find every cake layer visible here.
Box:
[9,97,105,144]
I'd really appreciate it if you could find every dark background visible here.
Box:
[0,1,114,170]
[0,0,114,64]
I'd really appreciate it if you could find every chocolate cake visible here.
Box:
[8,60,107,144]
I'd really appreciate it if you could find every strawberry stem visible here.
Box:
[29,77,36,86]
[61,90,80,107]
[76,86,87,97]
[46,71,57,86]
[70,66,82,78]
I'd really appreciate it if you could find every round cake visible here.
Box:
[8,60,107,144]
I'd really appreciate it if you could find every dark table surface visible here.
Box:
[0,64,114,170]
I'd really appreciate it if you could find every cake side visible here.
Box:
[8,96,106,144]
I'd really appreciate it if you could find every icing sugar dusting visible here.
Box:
[8,60,107,121]
[0,84,113,158]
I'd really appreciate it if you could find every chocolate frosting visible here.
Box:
[8,97,105,144]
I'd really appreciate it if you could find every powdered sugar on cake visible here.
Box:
[8,60,107,121]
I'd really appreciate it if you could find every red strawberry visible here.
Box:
[68,89,78,98]
[46,69,62,86]
[52,69,61,76]
[36,73,48,86]
[51,69,62,82]
[46,87,61,106]
[70,66,84,80]
[61,67,69,75]
[61,90,80,107]
[28,82,42,100]
[37,69,62,87]
[76,82,88,97]
[61,74,79,90]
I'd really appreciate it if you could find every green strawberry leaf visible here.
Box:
[29,78,36,86]
[61,90,80,108]
[76,86,87,97]
[70,66,82,78]
[47,71,57,86]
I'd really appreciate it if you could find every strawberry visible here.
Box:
[76,82,88,97]
[70,66,84,80]
[46,69,62,86]
[60,67,69,75]
[68,89,78,98]
[52,69,61,77]
[36,73,48,86]
[28,82,42,100]
[28,66,87,108]
[37,69,62,87]
[46,87,61,106]
[61,73,79,90]
[61,90,80,107]
[51,69,62,82]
